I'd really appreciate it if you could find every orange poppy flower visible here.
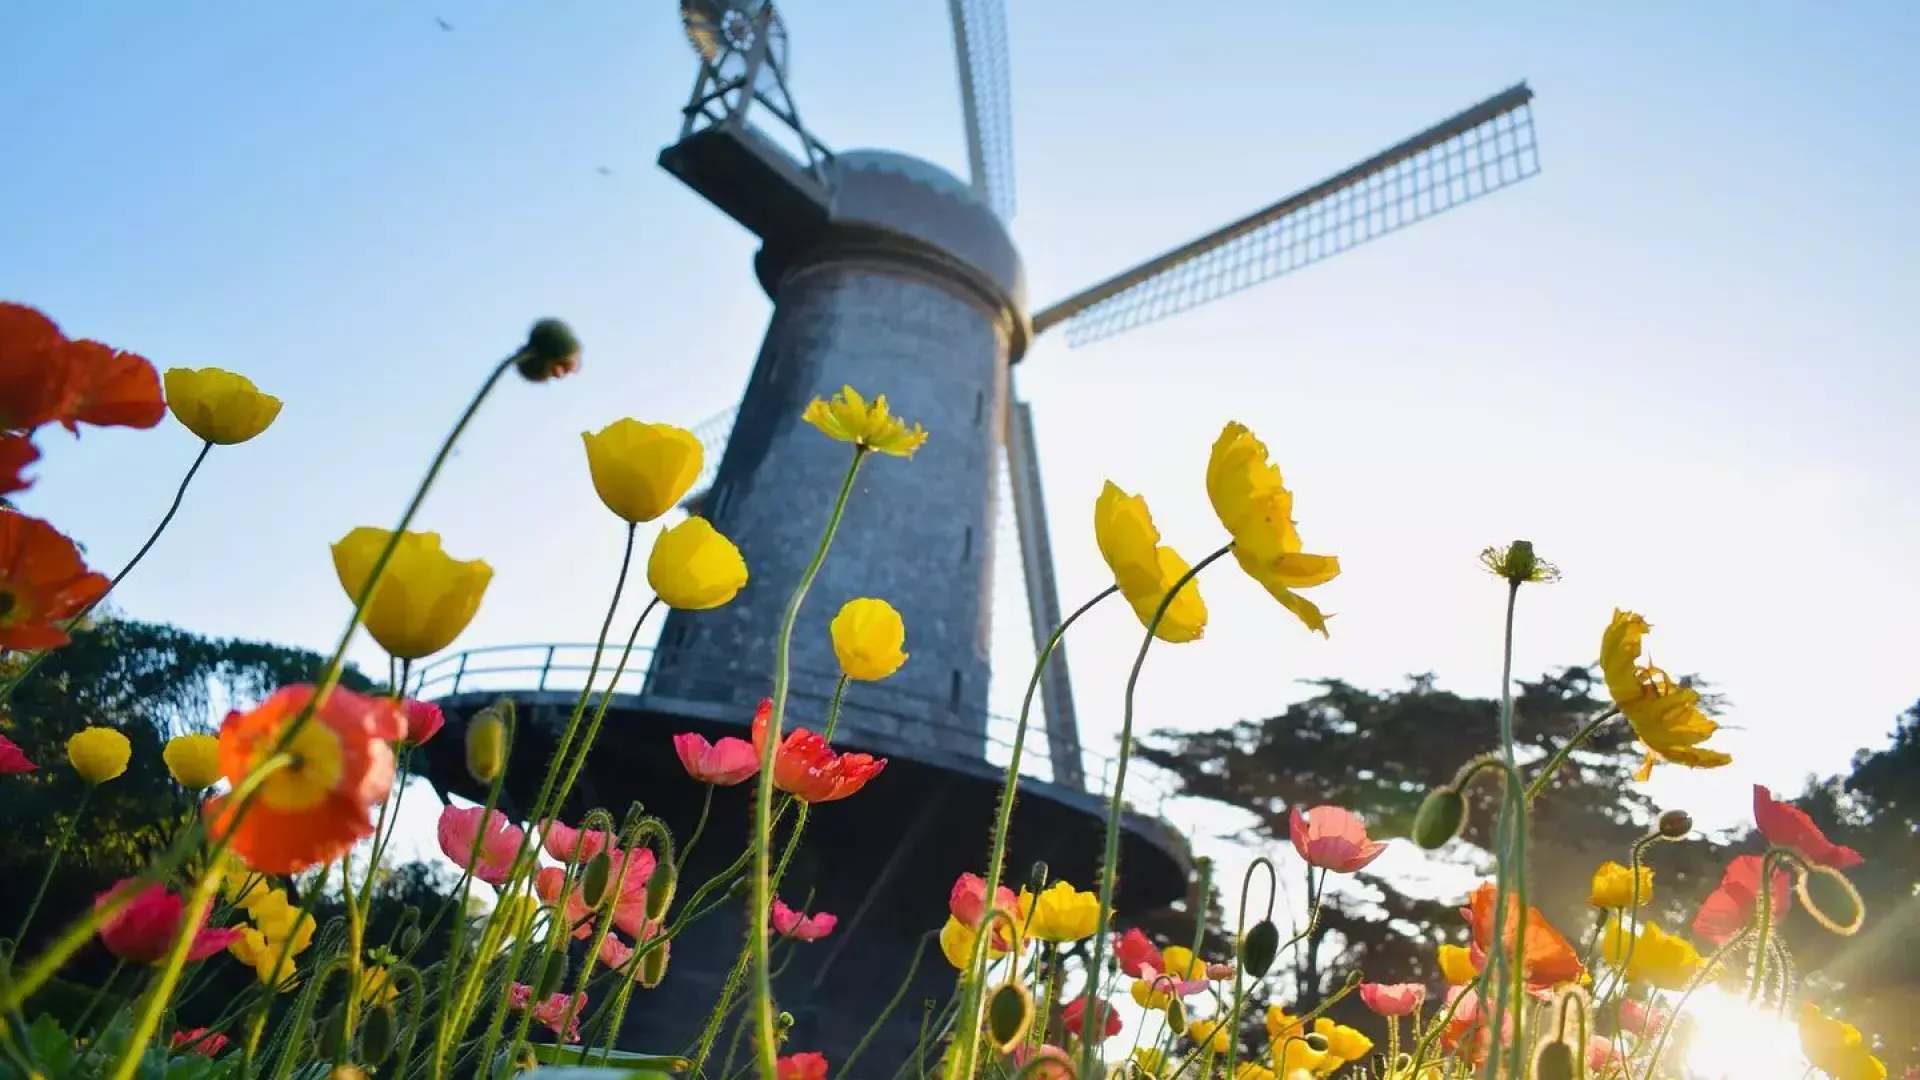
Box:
[748,698,886,803]
[1,434,39,495]
[1462,881,1585,990]
[0,301,164,434]
[0,511,111,649]
[204,685,406,875]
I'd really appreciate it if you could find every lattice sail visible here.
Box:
[1031,84,1539,346]
[947,0,1016,221]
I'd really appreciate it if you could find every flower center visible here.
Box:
[0,588,20,627]
[252,721,346,811]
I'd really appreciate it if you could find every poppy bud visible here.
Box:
[1240,919,1280,979]
[361,1004,396,1065]
[1304,1033,1329,1054]
[400,925,422,952]
[536,950,568,997]
[640,940,670,988]
[646,859,676,921]
[1413,787,1468,850]
[775,1011,795,1036]
[583,852,611,907]
[986,983,1032,1053]
[1027,861,1050,892]
[318,1008,349,1059]
[465,701,510,783]
[1533,1038,1578,1080]
[513,318,582,382]
[1658,809,1692,839]
[1164,995,1186,1036]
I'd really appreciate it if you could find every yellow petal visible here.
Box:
[646,517,748,610]
[581,419,703,524]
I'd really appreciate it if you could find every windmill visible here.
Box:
[648,0,1541,793]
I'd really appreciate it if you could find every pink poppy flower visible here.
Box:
[1289,805,1388,873]
[596,933,635,971]
[1619,998,1669,1037]
[772,898,837,942]
[948,872,1018,932]
[95,881,242,964]
[1693,854,1791,945]
[1063,996,1122,1040]
[1206,961,1236,981]
[776,1051,828,1080]
[1753,785,1863,870]
[673,731,759,786]
[1138,961,1208,999]
[400,698,445,745]
[507,983,586,1041]
[535,867,595,939]
[1114,927,1164,978]
[608,847,659,939]
[541,819,612,863]
[437,805,523,886]
[0,733,34,773]
[1359,981,1425,1016]
[1009,1045,1072,1080]
[1586,1034,1622,1073]
[171,1029,230,1057]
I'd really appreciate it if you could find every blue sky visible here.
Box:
[5,0,1918,857]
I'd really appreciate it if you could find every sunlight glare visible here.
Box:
[1682,986,1808,1080]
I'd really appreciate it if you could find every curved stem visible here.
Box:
[947,583,1118,1080]
[1076,545,1229,1080]
[14,786,93,944]
[751,448,866,1080]
[1526,709,1621,803]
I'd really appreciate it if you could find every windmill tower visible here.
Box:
[419,0,1541,1067]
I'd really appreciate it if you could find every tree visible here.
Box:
[1138,667,1730,1031]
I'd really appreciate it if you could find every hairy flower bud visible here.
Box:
[536,950,568,997]
[986,982,1033,1053]
[583,852,612,908]
[1658,809,1693,839]
[1241,919,1280,979]
[640,940,670,988]
[1027,861,1051,892]
[361,1004,397,1065]
[646,858,676,922]
[513,318,581,382]
[1533,1039,1578,1080]
[1165,995,1187,1036]
[1304,1033,1329,1054]
[1413,787,1468,849]
[318,1008,349,1059]
[465,700,510,783]
[400,925,422,952]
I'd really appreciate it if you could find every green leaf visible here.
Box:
[25,1014,75,1076]
[525,1044,691,1075]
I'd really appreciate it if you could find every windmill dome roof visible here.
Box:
[825,149,1025,315]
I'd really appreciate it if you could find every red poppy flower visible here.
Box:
[95,880,243,964]
[1063,995,1123,1041]
[171,1029,231,1057]
[772,897,837,942]
[1462,881,1585,990]
[0,435,38,496]
[673,731,759,785]
[0,511,111,650]
[1693,854,1791,946]
[1114,927,1164,978]
[776,1051,829,1080]
[0,302,82,430]
[749,698,886,803]
[203,685,405,875]
[400,698,445,745]
[0,733,34,774]
[59,339,165,433]
[1753,785,1863,870]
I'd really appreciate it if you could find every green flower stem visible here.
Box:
[1076,545,1228,1080]
[1748,848,1799,999]
[1525,709,1622,803]
[822,674,850,740]
[548,594,662,818]
[677,785,716,874]
[750,447,867,1080]
[1643,926,1753,1077]
[14,785,93,944]
[946,582,1118,1080]
[1481,579,1524,1080]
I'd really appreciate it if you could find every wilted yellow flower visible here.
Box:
[1188,1017,1233,1055]
[646,517,748,610]
[1313,1017,1373,1064]
[1205,423,1339,636]
[1589,861,1653,909]
[1602,917,1702,991]
[229,927,300,991]
[163,733,221,789]
[163,367,282,445]
[1093,481,1206,643]
[1436,943,1476,985]
[581,419,703,524]
[331,528,492,660]
[829,598,908,681]
[360,965,399,1008]
[1798,1003,1886,1080]
[1599,610,1732,780]
[802,386,927,456]
[939,914,1008,971]
[67,727,131,784]
[1016,881,1099,942]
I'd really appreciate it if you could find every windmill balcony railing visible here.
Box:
[409,642,1176,815]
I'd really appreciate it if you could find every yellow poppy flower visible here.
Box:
[1133,1048,1167,1076]
[241,888,315,956]
[1016,881,1099,943]
[1436,944,1476,985]
[581,419,703,524]
[1274,1034,1328,1076]
[1205,423,1339,636]
[162,733,221,789]
[229,927,300,991]
[801,386,927,457]
[1599,610,1732,779]
[163,367,282,445]
[1235,1063,1276,1080]
[1133,945,1207,1009]
[1602,917,1702,991]
[1093,481,1206,643]
[646,517,748,610]
[1589,860,1653,909]
[1266,1004,1304,1041]
[66,727,131,784]
[1188,1018,1233,1055]
[938,914,1008,971]
[360,965,399,1008]
[1313,1017,1373,1064]
[1798,1003,1886,1080]
[829,598,908,681]
[331,528,492,660]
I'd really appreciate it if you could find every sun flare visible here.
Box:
[1683,987,1808,1080]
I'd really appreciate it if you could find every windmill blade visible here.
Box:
[947,0,1016,221]
[1003,395,1083,789]
[1032,83,1539,345]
